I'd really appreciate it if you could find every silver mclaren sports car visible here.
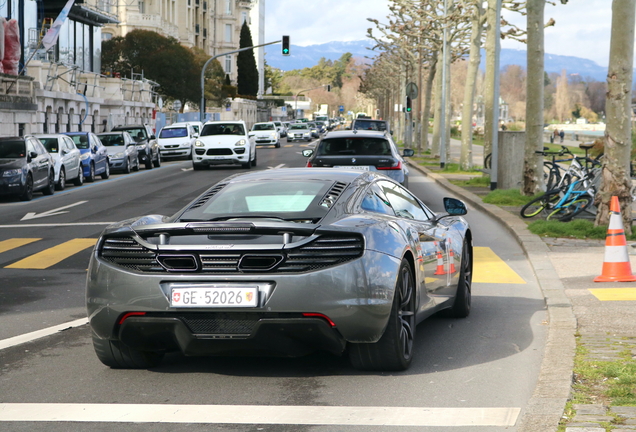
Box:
[87,168,472,371]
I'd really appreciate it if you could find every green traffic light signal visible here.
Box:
[282,35,290,56]
[406,96,412,112]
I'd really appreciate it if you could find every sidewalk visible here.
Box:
[411,141,636,432]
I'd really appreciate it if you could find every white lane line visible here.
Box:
[0,318,88,351]
[0,223,115,228]
[0,404,520,426]
[182,168,193,171]
[266,164,286,170]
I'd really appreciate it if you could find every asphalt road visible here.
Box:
[0,137,547,431]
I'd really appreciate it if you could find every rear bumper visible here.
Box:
[114,313,346,357]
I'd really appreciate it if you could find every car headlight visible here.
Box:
[80,153,90,161]
[304,132,310,136]
[235,139,246,146]
[114,152,124,158]
[194,140,204,147]
[270,132,277,138]
[2,169,21,177]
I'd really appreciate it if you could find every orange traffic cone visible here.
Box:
[434,246,446,275]
[594,196,636,282]
[448,238,456,273]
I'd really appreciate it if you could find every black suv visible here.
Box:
[111,124,161,169]
[0,136,55,201]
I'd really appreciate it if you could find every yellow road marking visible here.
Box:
[425,277,438,284]
[284,144,293,147]
[0,238,41,254]
[473,247,526,284]
[6,238,97,269]
[589,288,636,301]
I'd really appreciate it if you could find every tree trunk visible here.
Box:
[444,40,452,163]
[483,0,497,168]
[523,0,545,195]
[595,0,635,233]
[432,52,443,157]
[460,3,484,171]
[420,56,437,155]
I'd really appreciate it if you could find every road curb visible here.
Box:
[409,163,575,432]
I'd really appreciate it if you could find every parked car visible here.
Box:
[0,136,55,201]
[249,122,280,147]
[302,130,413,187]
[86,168,471,371]
[110,124,160,169]
[34,133,83,190]
[287,123,312,142]
[157,123,197,159]
[97,131,139,174]
[192,120,256,170]
[65,132,110,182]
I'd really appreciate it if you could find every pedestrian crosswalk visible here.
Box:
[0,238,528,283]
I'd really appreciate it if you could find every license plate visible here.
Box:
[211,156,229,159]
[171,287,258,308]
[333,165,370,171]
[164,150,178,154]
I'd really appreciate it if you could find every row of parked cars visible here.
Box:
[0,125,162,201]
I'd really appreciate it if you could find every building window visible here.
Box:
[241,12,248,24]
[225,55,231,74]
[224,24,232,42]
[225,0,232,15]
[102,32,113,41]
[139,1,145,13]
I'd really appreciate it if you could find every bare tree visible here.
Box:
[595,0,635,233]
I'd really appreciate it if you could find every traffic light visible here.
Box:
[282,36,290,56]
[406,96,412,113]
[327,84,331,92]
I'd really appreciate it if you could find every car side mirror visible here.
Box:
[302,149,314,157]
[150,135,156,140]
[28,151,38,161]
[443,197,467,216]
[402,149,415,157]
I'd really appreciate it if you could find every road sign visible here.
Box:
[339,105,344,112]
[406,82,418,99]
[173,99,182,111]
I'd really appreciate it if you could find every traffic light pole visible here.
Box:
[200,40,281,121]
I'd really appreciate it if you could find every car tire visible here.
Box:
[145,155,153,170]
[20,174,33,201]
[123,158,131,174]
[348,259,415,371]
[192,162,205,170]
[444,238,472,318]
[42,170,55,195]
[86,163,95,182]
[55,168,66,191]
[73,168,84,186]
[91,334,164,369]
[101,161,110,179]
[153,151,161,167]
[275,142,281,148]
[132,157,140,172]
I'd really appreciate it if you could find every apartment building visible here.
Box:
[102,0,254,84]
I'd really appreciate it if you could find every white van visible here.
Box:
[157,122,197,159]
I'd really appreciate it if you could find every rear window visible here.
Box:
[290,124,307,130]
[353,120,387,131]
[68,134,90,149]
[179,180,333,222]
[0,141,26,158]
[117,128,146,141]
[98,134,126,146]
[317,138,392,156]
[38,138,60,153]
[201,123,245,136]
[252,124,275,131]
[160,127,188,138]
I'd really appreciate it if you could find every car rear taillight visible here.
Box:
[377,161,402,170]
[118,312,147,325]
[302,312,336,327]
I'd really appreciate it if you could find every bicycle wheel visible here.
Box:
[543,162,561,190]
[520,190,561,218]
[546,195,593,222]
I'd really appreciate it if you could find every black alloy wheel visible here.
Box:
[55,168,66,191]
[349,259,416,371]
[42,170,55,195]
[20,174,33,201]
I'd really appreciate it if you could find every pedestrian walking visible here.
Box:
[559,129,565,143]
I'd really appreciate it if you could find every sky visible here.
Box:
[264,0,616,67]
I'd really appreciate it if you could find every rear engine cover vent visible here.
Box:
[188,183,227,210]
[320,181,348,208]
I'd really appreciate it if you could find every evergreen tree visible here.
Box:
[237,21,259,96]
